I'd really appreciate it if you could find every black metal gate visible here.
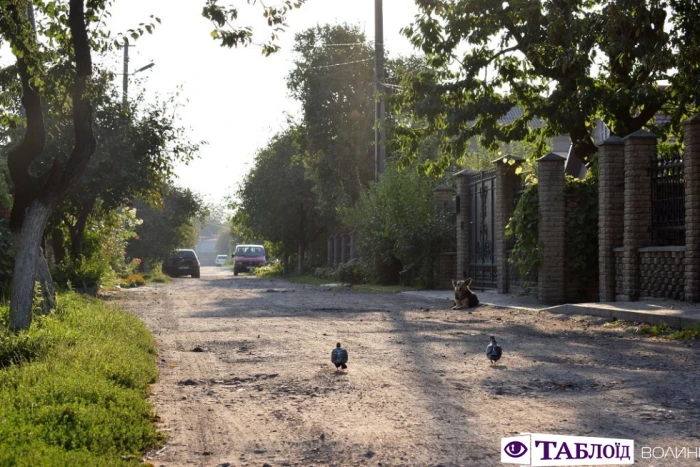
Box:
[467,170,497,289]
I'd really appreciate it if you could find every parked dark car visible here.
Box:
[233,244,266,275]
[162,249,201,278]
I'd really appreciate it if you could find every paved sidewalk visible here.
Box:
[402,289,700,327]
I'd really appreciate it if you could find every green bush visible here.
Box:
[53,253,116,291]
[142,268,170,284]
[506,183,540,281]
[254,261,284,277]
[341,164,454,287]
[119,274,146,288]
[313,266,337,280]
[0,293,161,465]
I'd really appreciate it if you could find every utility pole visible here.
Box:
[122,39,131,108]
[374,0,386,182]
[121,40,153,109]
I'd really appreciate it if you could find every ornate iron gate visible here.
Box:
[467,170,497,289]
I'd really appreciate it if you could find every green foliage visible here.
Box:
[287,24,376,218]
[312,260,372,284]
[505,184,540,281]
[203,0,305,55]
[638,322,674,337]
[341,163,454,287]
[119,274,146,289]
[234,127,322,266]
[396,0,699,174]
[0,293,161,464]
[127,184,207,266]
[254,262,284,278]
[564,175,599,298]
[53,255,115,291]
[141,268,170,285]
[667,324,700,340]
[52,207,141,290]
[0,224,14,294]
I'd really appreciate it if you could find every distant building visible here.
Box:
[196,237,218,265]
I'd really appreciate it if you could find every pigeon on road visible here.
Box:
[331,342,348,370]
[486,336,502,365]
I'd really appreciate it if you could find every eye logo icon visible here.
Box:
[504,441,528,458]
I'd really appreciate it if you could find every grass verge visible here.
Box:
[142,267,171,285]
[0,292,162,466]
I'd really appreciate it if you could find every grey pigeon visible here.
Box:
[331,342,348,370]
[486,336,502,365]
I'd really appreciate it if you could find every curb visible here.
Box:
[543,303,700,328]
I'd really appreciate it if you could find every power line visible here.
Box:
[303,58,372,70]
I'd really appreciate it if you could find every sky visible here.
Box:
[104,0,422,207]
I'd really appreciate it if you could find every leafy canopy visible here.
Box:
[396,0,699,173]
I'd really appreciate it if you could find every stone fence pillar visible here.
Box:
[622,130,657,301]
[433,185,454,214]
[493,155,523,294]
[537,153,566,304]
[598,136,626,301]
[684,115,700,301]
[454,170,476,280]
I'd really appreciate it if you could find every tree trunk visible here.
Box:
[297,241,304,274]
[69,197,95,259]
[52,228,65,264]
[283,249,290,275]
[35,250,56,315]
[10,198,52,331]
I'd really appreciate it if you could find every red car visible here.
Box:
[233,244,266,275]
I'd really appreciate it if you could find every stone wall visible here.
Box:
[614,247,624,298]
[639,247,685,300]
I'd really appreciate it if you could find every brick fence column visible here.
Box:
[537,153,566,304]
[622,130,657,301]
[684,115,700,301]
[598,136,625,301]
[433,185,454,214]
[454,170,475,280]
[493,155,523,294]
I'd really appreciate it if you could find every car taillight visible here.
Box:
[193,259,199,266]
[166,260,173,265]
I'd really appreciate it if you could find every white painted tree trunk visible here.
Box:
[10,199,52,331]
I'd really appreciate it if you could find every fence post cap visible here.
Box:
[623,129,658,140]
[600,135,625,146]
[492,154,524,165]
[453,168,479,178]
[537,152,566,162]
[683,113,700,125]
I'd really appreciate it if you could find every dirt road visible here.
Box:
[114,266,700,466]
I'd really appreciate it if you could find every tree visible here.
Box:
[0,0,303,331]
[287,24,376,221]
[126,184,207,269]
[48,82,197,263]
[397,0,699,172]
[235,127,324,272]
[0,0,104,331]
